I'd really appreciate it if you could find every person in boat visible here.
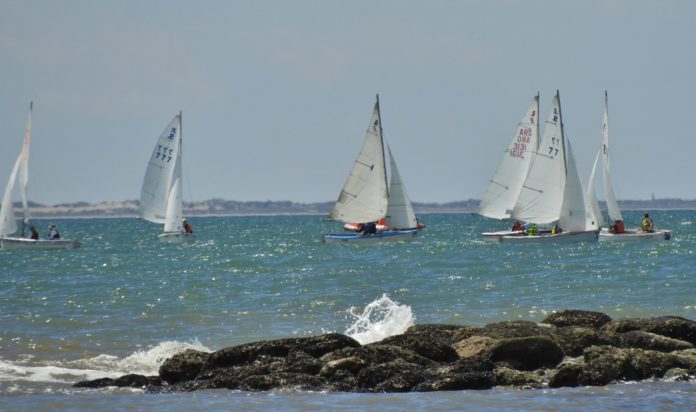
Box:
[525,223,537,235]
[361,221,378,235]
[642,213,654,232]
[183,219,193,234]
[551,224,562,235]
[29,224,39,240]
[511,220,524,231]
[47,224,60,240]
[609,219,625,234]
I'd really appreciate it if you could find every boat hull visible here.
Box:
[599,227,671,241]
[496,230,599,244]
[322,229,418,244]
[482,230,524,242]
[158,232,195,242]
[0,237,81,250]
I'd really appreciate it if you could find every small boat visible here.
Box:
[0,102,81,250]
[587,92,671,241]
[139,112,194,241]
[480,95,539,241]
[323,95,421,243]
[495,91,598,243]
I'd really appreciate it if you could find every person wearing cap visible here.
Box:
[183,219,193,234]
[47,224,61,240]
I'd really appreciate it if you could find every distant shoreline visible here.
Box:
[12,198,696,219]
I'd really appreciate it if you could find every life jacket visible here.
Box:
[642,218,651,231]
[526,223,537,235]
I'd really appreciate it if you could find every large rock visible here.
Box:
[479,321,553,339]
[414,372,494,391]
[378,332,459,362]
[453,336,497,359]
[73,374,161,389]
[602,317,696,346]
[493,366,544,388]
[542,310,612,329]
[490,336,564,371]
[548,363,584,388]
[159,349,210,384]
[620,330,694,352]
[356,358,426,392]
[550,326,618,357]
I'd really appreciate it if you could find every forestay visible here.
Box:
[328,101,388,224]
[479,95,539,219]
[511,92,566,224]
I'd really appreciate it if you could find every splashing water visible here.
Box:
[345,294,415,344]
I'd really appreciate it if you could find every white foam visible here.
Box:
[0,339,211,385]
[345,294,415,345]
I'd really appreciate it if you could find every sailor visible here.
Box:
[610,219,625,234]
[642,214,654,232]
[29,224,39,240]
[183,219,193,234]
[511,220,524,231]
[361,221,377,235]
[525,223,537,235]
[47,224,61,240]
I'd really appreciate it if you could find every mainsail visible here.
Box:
[479,95,539,219]
[328,97,388,224]
[560,138,595,232]
[385,146,417,229]
[601,92,623,222]
[0,102,32,237]
[140,113,183,230]
[511,92,566,224]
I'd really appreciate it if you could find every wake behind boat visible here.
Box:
[139,112,195,242]
[587,92,671,242]
[322,95,421,244]
[0,103,80,250]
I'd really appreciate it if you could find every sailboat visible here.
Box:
[322,95,420,243]
[0,102,80,250]
[495,91,599,243]
[139,112,193,241]
[588,92,671,241]
[480,94,539,241]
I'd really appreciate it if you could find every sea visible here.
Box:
[1,210,695,411]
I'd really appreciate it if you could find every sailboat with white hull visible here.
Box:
[480,95,539,241]
[588,92,670,241]
[140,112,193,242]
[495,91,598,243]
[323,95,420,243]
[0,103,80,250]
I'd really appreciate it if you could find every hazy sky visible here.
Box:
[1,0,695,205]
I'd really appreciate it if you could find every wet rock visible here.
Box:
[321,344,435,368]
[239,372,327,392]
[404,324,473,344]
[542,310,612,329]
[74,374,160,389]
[548,362,584,388]
[479,320,553,339]
[356,358,425,392]
[452,336,497,359]
[493,365,544,388]
[620,330,694,352]
[378,331,459,362]
[551,326,618,357]
[646,317,696,346]
[414,372,494,391]
[451,326,484,343]
[73,377,116,388]
[159,349,210,384]
[664,368,691,382]
[319,356,366,377]
[490,336,564,371]
[601,318,649,334]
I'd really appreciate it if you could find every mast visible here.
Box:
[557,90,568,177]
[375,94,388,197]
[535,92,540,150]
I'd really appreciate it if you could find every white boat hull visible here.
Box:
[599,227,671,241]
[497,230,599,244]
[322,229,418,244]
[158,232,195,242]
[0,237,81,250]
[482,230,524,242]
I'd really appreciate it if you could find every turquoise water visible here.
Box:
[1,211,695,410]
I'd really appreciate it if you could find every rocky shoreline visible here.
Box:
[74,310,696,393]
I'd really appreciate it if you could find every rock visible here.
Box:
[73,377,116,388]
[548,363,584,388]
[542,310,612,329]
[601,318,649,334]
[73,374,160,389]
[319,356,366,377]
[479,320,553,339]
[453,336,497,359]
[620,330,694,352]
[451,326,484,343]
[646,317,696,346]
[664,368,691,382]
[239,372,327,391]
[378,332,459,362]
[550,326,618,357]
[203,334,360,371]
[404,324,473,344]
[580,345,630,386]
[321,344,435,368]
[356,359,426,392]
[414,372,494,391]
[490,336,564,371]
[493,366,544,388]
[159,349,210,384]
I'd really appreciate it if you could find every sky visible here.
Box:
[1,0,695,205]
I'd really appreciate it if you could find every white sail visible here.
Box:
[0,155,22,236]
[587,151,605,227]
[385,146,417,229]
[479,95,539,219]
[601,92,623,222]
[560,138,595,231]
[328,98,388,224]
[163,176,183,233]
[511,92,566,224]
[140,114,182,226]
